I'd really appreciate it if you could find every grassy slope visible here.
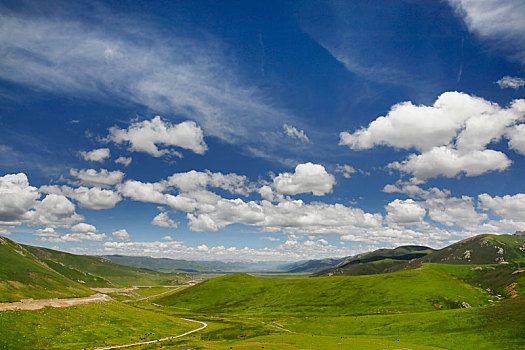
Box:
[150,265,524,350]
[109,286,182,302]
[24,245,186,287]
[319,258,410,276]
[284,257,346,273]
[423,234,525,265]
[156,264,490,316]
[315,245,434,276]
[316,234,525,277]
[0,236,92,302]
[0,301,196,350]
[277,296,525,350]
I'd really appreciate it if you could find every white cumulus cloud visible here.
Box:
[166,170,252,196]
[152,210,178,228]
[388,147,512,179]
[108,116,207,157]
[496,76,525,89]
[71,222,97,233]
[70,168,124,187]
[41,185,121,210]
[115,156,132,167]
[506,124,525,155]
[41,232,107,243]
[0,173,40,224]
[112,229,131,241]
[478,193,525,220]
[273,162,336,196]
[80,148,110,162]
[24,194,83,229]
[385,199,426,226]
[341,92,525,180]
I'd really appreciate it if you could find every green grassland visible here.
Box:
[273,296,525,350]
[147,261,524,349]
[108,286,183,302]
[124,302,443,350]
[0,301,196,350]
[156,264,491,316]
[2,296,523,349]
[2,234,524,349]
[0,236,93,302]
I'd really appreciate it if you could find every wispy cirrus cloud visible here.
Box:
[283,124,309,142]
[0,2,299,162]
[448,0,525,64]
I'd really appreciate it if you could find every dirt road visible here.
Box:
[121,286,183,303]
[88,318,208,350]
[0,293,112,311]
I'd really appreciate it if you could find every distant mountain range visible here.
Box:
[102,255,289,273]
[2,233,524,303]
[104,234,525,276]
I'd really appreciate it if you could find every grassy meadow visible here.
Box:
[155,264,492,316]
[0,301,196,350]
[1,233,524,349]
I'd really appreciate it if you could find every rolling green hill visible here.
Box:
[24,245,187,287]
[0,235,188,302]
[315,234,525,277]
[422,234,525,265]
[0,236,92,302]
[156,263,491,316]
[315,245,434,276]
[283,257,346,273]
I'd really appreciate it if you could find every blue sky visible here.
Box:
[1,0,525,261]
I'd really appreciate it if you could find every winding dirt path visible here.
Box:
[88,318,208,350]
[0,293,112,311]
[121,286,183,303]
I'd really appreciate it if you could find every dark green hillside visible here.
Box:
[316,245,434,276]
[422,234,525,265]
[318,258,412,276]
[0,236,92,302]
[156,263,490,316]
[284,257,346,273]
[24,245,186,287]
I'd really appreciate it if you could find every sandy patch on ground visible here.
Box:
[0,293,112,311]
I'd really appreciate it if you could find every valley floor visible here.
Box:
[0,282,524,349]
